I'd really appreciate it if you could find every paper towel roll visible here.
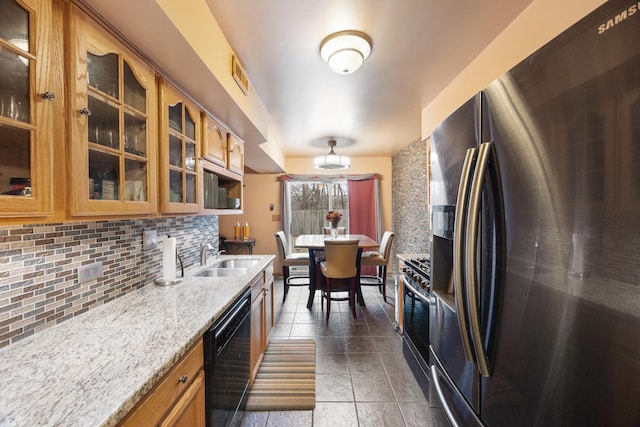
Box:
[163,237,177,280]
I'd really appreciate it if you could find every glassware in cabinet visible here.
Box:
[0,0,54,217]
[69,7,157,216]
[159,79,201,213]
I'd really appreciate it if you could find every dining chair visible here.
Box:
[322,226,346,235]
[360,231,395,302]
[275,231,310,302]
[319,239,362,320]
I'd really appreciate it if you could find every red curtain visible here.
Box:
[347,178,376,236]
[348,178,377,275]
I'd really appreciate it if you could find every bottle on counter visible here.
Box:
[242,221,250,240]
[234,222,241,240]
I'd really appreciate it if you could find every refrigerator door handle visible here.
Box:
[431,365,461,427]
[465,141,493,377]
[453,147,478,363]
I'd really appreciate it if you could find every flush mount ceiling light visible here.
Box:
[314,139,351,170]
[320,30,372,74]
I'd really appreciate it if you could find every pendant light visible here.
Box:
[314,139,351,170]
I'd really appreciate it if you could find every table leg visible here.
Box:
[356,253,366,307]
[306,248,317,309]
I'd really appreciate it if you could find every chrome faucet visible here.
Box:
[200,241,213,266]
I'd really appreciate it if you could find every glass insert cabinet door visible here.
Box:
[159,78,201,214]
[68,6,157,216]
[0,0,53,217]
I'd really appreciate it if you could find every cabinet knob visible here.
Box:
[178,374,188,384]
[40,92,55,101]
[79,108,92,116]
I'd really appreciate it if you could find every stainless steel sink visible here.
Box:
[195,268,248,278]
[215,259,259,269]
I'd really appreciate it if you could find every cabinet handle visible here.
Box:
[178,374,188,384]
[40,92,55,101]
[79,108,91,116]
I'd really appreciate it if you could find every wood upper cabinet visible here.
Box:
[201,113,244,176]
[227,133,244,176]
[159,78,201,214]
[202,113,228,169]
[0,0,54,217]
[68,6,157,216]
[200,112,243,213]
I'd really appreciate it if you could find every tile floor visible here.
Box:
[238,277,433,427]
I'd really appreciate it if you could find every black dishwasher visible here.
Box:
[203,288,251,427]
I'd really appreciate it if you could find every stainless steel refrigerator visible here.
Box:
[428,0,640,425]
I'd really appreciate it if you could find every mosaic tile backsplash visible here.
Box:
[392,138,430,269]
[0,216,218,348]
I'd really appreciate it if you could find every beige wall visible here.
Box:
[219,156,393,273]
[421,0,607,138]
[218,172,281,257]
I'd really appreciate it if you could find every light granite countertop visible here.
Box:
[0,254,274,427]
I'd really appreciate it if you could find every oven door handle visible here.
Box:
[453,147,477,363]
[402,275,430,305]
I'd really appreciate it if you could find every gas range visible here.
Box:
[401,256,431,400]
[402,257,431,295]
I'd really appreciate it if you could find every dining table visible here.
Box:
[294,234,379,309]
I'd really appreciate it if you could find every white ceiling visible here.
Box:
[80,0,533,170]
[205,0,533,160]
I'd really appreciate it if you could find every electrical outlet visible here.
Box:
[78,262,103,284]
[143,230,158,251]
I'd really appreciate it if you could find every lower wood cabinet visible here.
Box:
[250,286,265,382]
[118,340,204,427]
[160,370,205,427]
[249,263,274,383]
[264,275,275,342]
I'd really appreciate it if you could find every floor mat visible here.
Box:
[245,339,316,411]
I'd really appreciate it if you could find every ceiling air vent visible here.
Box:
[232,55,248,95]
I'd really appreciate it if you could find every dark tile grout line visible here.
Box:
[238,276,431,427]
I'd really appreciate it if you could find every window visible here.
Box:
[286,180,349,251]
